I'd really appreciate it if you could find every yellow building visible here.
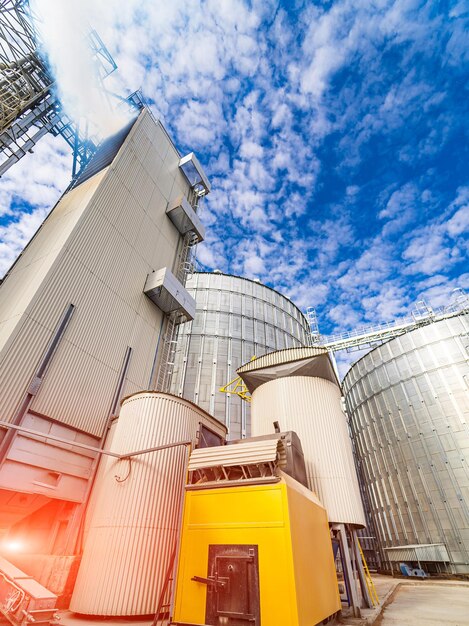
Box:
[171,440,341,626]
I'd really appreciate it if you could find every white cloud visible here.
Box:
[447,205,469,237]
[240,141,264,160]
[30,0,134,139]
[1,0,467,348]
[446,187,469,237]
[244,254,265,276]
[0,134,71,277]
[0,206,49,275]
[402,187,469,276]
[327,303,362,330]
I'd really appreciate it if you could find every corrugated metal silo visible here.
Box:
[343,312,469,574]
[70,392,226,616]
[238,347,365,527]
[171,272,312,439]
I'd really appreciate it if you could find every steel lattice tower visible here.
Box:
[0,0,121,177]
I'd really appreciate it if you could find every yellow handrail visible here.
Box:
[357,539,379,606]
[219,356,256,402]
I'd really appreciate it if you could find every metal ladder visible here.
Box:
[154,209,199,393]
[155,312,179,393]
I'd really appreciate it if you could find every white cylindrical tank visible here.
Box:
[70,392,226,616]
[238,347,365,527]
[251,377,365,526]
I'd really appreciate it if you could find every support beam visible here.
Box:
[351,528,373,608]
[334,523,361,618]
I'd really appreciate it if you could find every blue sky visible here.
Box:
[0,0,468,346]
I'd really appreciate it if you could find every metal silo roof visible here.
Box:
[237,346,338,392]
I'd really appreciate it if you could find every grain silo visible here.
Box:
[343,311,469,575]
[171,272,312,439]
[70,392,226,616]
[237,347,369,613]
[0,107,211,602]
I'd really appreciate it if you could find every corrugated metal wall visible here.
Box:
[0,109,197,519]
[343,312,469,573]
[251,376,366,526]
[70,392,225,616]
[0,171,106,357]
[171,272,312,439]
[0,109,189,440]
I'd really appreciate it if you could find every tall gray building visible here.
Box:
[171,272,312,439]
[343,312,469,574]
[0,107,209,598]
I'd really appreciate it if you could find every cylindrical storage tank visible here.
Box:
[238,348,365,527]
[70,392,226,616]
[343,312,469,574]
[171,272,311,439]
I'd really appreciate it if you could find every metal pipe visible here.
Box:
[0,421,192,459]
[120,440,192,458]
[0,421,120,458]
[109,347,132,418]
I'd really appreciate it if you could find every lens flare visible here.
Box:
[1,539,24,552]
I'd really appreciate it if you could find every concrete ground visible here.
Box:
[18,576,465,626]
[375,582,469,626]
[57,575,399,625]
[340,575,469,626]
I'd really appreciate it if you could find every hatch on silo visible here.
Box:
[166,195,205,242]
[144,267,196,320]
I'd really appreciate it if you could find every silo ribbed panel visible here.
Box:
[70,392,226,616]
[171,272,312,439]
[343,312,469,573]
[251,376,365,526]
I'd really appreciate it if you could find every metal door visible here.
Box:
[193,544,260,625]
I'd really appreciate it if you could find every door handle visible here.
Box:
[191,575,227,588]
